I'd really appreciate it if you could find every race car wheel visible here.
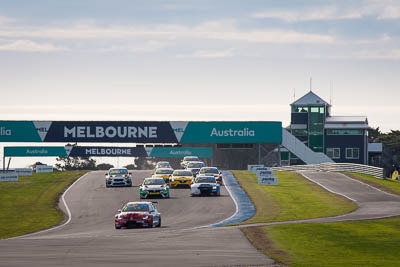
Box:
[157,217,161,228]
[149,218,154,228]
[115,225,121,229]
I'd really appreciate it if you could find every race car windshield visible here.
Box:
[188,162,204,168]
[174,171,192,176]
[144,179,165,185]
[183,156,199,161]
[196,177,216,183]
[109,169,128,175]
[156,169,173,174]
[157,163,170,167]
[123,204,149,212]
[200,168,218,174]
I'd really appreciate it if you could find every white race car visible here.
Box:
[105,168,132,187]
[198,167,223,185]
[190,176,220,196]
[140,178,170,199]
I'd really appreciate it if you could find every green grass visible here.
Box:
[255,217,400,267]
[0,171,87,239]
[240,171,400,266]
[232,170,357,224]
[345,172,400,196]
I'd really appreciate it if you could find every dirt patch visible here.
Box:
[241,226,289,266]
[345,173,400,197]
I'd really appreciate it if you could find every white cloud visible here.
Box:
[250,0,400,21]
[0,16,15,25]
[0,20,334,44]
[251,7,362,22]
[98,40,167,53]
[305,48,400,60]
[0,40,68,52]
[177,49,235,58]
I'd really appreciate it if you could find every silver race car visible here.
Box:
[105,168,132,187]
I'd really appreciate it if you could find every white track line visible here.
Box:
[9,172,90,240]
[299,171,357,202]
[336,172,400,198]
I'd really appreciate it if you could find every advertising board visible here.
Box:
[36,165,53,173]
[15,168,33,176]
[4,146,213,158]
[0,173,18,182]
[0,121,282,144]
[248,164,264,171]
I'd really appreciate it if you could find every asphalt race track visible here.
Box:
[2,171,400,266]
[0,171,275,267]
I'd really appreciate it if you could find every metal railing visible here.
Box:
[281,129,334,164]
[272,163,384,179]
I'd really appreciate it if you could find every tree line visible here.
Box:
[369,128,400,176]
[30,157,157,171]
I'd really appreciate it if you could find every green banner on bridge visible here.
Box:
[179,121,282,143]
[147,147,213,158]
[0,121,282,144]
[4,146,68,157]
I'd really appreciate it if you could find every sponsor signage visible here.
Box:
[258,177,278,185]
[257,168,278,185]
[36,165,53,173]
[147,147,212,158]
[4,146,68,157]
[248,164,264,172]
[252,167,269,174]
[0,173,19,182]
[68,146,148,157]
[4,146,213,158]
[15,168,33,176]
[180,121,282,143]
[0,121,282,144]
[256,168,273,177]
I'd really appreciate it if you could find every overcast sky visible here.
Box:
[1,0,399,167]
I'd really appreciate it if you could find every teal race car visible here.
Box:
[140,177,170,199]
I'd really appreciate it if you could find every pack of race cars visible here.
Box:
[109,156,224,229]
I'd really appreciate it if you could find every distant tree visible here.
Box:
[123,164,136,170]
[55,156,97,171]
[368,127,382,143]
[123,158,157,170]
[30,161,46,171]
[370,128,400,176]
[97,163,114,170]
[55,143,97,171]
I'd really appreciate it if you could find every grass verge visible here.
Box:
[244,217,400,267]
[0,171,87,239]
[240,171,400,266]
[232,170,357,224]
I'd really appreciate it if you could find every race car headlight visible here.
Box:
[212,186,217,189]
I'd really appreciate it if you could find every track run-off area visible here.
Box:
[1,170,400,266]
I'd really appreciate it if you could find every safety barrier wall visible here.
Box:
[272,163,384,179]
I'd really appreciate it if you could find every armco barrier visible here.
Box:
[272,163,384,179]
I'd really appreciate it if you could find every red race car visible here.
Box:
[115,202,161,229]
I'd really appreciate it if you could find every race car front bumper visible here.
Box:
[115,217,152,228]
[170,179,192,188]
[140,188,169,198]
[191,185,220,196]
[106,178,132,187]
